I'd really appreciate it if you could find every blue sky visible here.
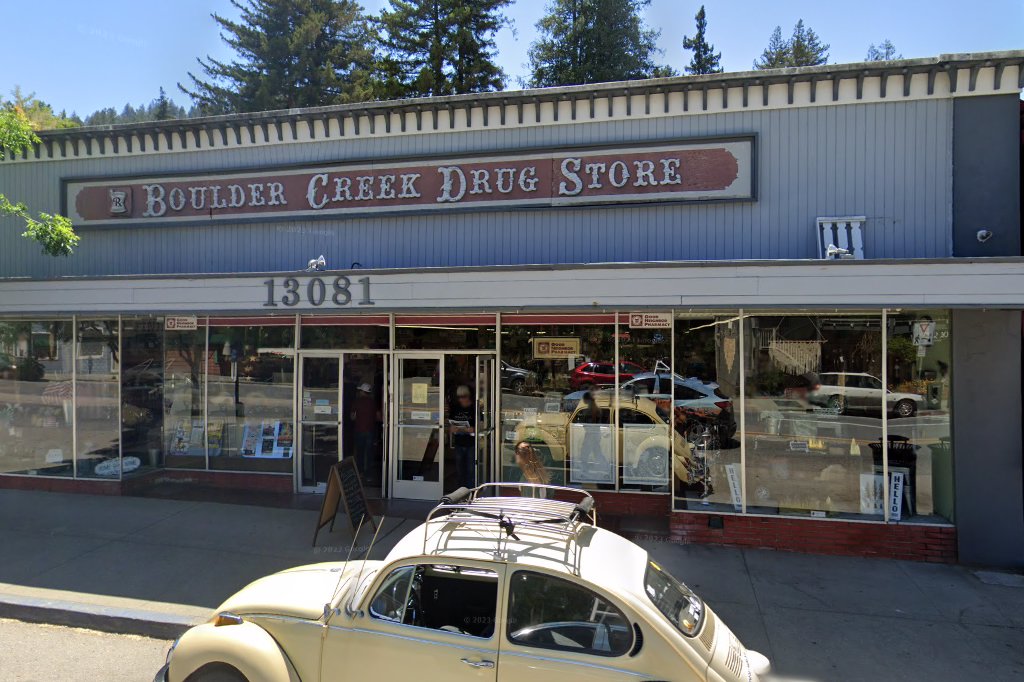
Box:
[3,0,1021,116]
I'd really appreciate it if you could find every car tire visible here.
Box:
[826,394,846,414]
[185,663,248,682]
[894,399,916,418]
[636,446,668,479]
[684,420,705,445]
[510,377,526,395]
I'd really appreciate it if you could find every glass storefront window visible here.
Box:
[673,315,742,512]
[616,314,674,492]
[0,320,74,476]
[207,324,294,474]
[395,316,495,350]
[498,317,616,490]
[301,317,389,350]
[161,323,208,470]
[886,311,953,522]
[121,317,167,474]
[743,313,884,519]
[76,319,121,478]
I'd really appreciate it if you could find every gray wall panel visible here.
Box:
[0,99,956,278]
[952,95,1021,257]
[952,309,1024,568]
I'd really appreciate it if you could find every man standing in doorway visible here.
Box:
[449,385,477,490]
[351,383,380,484]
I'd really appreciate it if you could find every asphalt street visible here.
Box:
[0,617,170,682]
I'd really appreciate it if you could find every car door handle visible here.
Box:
[460,658,495,669]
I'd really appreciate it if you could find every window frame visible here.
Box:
[504,569,634,658]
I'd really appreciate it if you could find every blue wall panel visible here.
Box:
[0,99,954,279]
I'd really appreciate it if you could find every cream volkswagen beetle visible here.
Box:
[157,484,772,682]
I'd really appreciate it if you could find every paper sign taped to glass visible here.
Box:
[621,423,670,486]
[569,423,615,484]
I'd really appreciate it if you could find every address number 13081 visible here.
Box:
[263,276,374,307]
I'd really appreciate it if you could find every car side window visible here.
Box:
[369,564,499,638]
[628,378,657,395]
[369,565,415,622]
[572,406,610,424]
[865,376,882,390]
[673,385,703,401]
[506,571,633,657]
[619,408,656,426]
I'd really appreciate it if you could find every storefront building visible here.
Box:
[1,53,1023,567]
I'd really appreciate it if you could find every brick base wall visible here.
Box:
[0,475,121,495]
[670,512,957,563]
[121,469,294,495]
[0,469,293,496]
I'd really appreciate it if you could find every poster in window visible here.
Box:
[273,422,294,458]
[207,422,224,457]
[240,423,260,456]
[169,420,190,456]
[568,424,614,484]
[859,473,885,516]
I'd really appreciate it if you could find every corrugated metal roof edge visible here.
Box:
[24,50,1024,142]
[2,256,1023,284]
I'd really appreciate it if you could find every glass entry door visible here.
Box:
[392,355,444,500]
[473,355,496,488]
[299,355,341,492]
[300,352,388,494]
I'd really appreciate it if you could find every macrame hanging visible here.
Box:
[768,340,822,375]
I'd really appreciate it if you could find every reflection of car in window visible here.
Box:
[514,394,693,485]
[500,360,535,395]
[808,371,923,417]
[562,372,737,442]
[569,361,645,390]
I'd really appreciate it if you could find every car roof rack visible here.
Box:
[422,483,597,572]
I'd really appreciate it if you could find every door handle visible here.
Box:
[460,658,495,669]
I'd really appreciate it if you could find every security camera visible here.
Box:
[306,255,326,271]
[976,229,993,243]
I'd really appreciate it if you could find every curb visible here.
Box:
[0,590,208,640]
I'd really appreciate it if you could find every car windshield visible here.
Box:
[644,561,704,637]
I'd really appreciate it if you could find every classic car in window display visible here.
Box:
[156,485,772,682]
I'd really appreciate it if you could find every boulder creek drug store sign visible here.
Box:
[64,138,755,227]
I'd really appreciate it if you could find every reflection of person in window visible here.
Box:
[514,441,550,497]
[579,392,610,480]
[449,385,477,489]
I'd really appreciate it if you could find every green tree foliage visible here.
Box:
[681,5,721,75]
[4,87,79,130]
[754,20,829,69]
[866,39,901,62]
[0,105,80,257]
[789,20,829,67]
[377,0,511,98]
[753,26,789,69]
[179,0,377,113]
[527,0,668,87]
[83,89,194,126]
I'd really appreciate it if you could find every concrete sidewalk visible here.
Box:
[0,489,1022,681]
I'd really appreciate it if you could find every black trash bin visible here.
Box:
[868,436,918,517]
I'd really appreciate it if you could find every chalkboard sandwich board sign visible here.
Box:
[313,458,377,546]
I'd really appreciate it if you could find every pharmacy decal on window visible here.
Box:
[64,137,755,226]
[532,337,581,360]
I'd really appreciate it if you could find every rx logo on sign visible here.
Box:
[108,189,129,214]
